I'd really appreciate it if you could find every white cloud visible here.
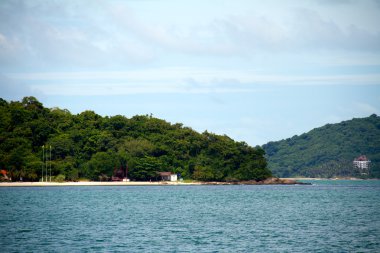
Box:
[7,68,380,84]
[1,0,380,72]
[29,83,253,96]
[3,67,378,97]
[317,0,352,4]
[1,0,380,147]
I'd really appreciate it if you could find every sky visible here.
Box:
[1,0,380,146]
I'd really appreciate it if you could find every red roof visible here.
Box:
[158,172,172,176]
[354,155,369,161]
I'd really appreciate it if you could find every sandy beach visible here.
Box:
[0,181,201,187]
[0,177,313,187]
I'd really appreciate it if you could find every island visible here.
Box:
[0,97,271,184]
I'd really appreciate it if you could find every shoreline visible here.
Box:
[280,177,375,180]
[1,177,374,187]
[0,181,201,187]
[0,177,311,187]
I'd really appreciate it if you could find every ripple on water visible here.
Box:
[0,182,380,252]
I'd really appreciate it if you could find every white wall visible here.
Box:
[170,174,177,181]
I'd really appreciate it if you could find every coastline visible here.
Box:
[0,177,311,187]
[0,181,201,187]
[280,177,372,180]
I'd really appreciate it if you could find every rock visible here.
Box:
[281,178,297,184]
[196,177,311,185]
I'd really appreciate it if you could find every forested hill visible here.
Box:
[0,97,271,182]
[263,115,380,178]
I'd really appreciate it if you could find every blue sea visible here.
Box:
[1,180,380,252]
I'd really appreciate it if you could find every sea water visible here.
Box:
[0,180,379,252]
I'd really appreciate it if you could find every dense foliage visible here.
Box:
[0,97,271,182]
[263,115,380,178]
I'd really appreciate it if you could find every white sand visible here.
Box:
[0,181,200,187]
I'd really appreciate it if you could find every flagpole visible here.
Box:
[42,145,44,182]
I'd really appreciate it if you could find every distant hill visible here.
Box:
[262,115,380,178]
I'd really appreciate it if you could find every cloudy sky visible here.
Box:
[1,0,380,145]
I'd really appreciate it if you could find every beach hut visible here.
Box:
[158,172,177,181]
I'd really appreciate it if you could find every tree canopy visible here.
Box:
[0,97,271,182]
[263,114,380,178]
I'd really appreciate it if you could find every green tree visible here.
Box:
[83,152,117,180]
[129,156,163,181]
[0,96,273,182]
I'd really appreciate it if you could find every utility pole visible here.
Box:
[45,145,48,182]
[50,145,52,182]
[42,145,44,182]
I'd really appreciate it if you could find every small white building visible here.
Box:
[170,174,177,181]
[353,155,371,175]
[158,172,177,181]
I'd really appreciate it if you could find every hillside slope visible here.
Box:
[263,115,380,178]
[0,97,271,182]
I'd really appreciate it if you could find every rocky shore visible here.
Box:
[200,177,311,185]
